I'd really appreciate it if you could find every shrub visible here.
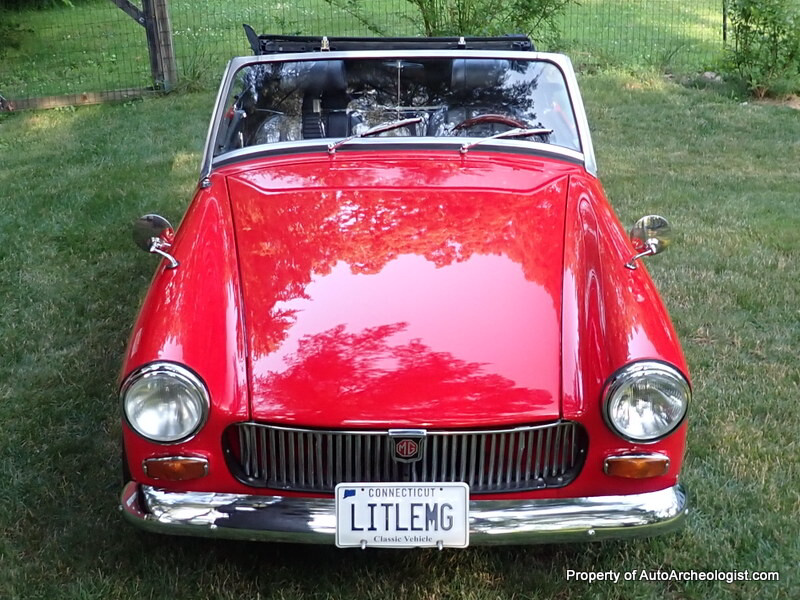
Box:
[323,0,577,48]
[729,0,800,96]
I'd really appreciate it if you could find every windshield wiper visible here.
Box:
[459,127,553,155]
[327,117,423,155]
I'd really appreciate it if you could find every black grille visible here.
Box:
[225,421,587,494]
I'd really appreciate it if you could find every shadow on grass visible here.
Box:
[104,529,626,599]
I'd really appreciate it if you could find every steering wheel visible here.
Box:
[452,113,529,131]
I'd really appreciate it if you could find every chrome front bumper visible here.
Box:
[120,482,688,545]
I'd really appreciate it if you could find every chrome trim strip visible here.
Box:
[120,482,688,545]
[199,57,238,182]
[199,50,597,180]
[234,421,570,437]
[388,429,427,437]
[564,54,597,176]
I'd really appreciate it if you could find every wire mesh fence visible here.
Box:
[167,1,420,90]
[0,0,726,108]
[560,1,725,71]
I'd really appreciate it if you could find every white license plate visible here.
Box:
[335,482,469,548]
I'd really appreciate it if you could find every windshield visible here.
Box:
[214,56,581,157]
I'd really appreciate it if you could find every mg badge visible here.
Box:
[395,439,419,459]
[389,429,426,463]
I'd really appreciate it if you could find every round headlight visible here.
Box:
[121,363,209,443]
[603,362,690,442]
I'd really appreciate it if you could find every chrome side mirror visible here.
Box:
[133,214,179,269]
[625,215,671,270]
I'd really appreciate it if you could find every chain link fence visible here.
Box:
[1,0,725,109]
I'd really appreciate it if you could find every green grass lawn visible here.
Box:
[1,74,798,599]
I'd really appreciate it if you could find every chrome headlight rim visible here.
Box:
[120,362,210,445]
[602,360,690,444]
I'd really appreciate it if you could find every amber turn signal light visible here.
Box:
[143,457,209,481]
[604,454,669,479]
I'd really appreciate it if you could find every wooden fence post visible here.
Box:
[108,0,178,90]
[142,0,178,91]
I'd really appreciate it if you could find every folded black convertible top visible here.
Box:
[243,24,534,55]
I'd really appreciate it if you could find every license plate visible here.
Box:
[335,482,469,548]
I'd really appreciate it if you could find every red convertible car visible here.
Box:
[119,33,690,548]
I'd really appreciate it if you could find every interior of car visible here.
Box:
[216,56,579,154]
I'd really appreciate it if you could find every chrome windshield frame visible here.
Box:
[199,50,597,180]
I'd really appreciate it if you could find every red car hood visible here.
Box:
[227,151,573,428]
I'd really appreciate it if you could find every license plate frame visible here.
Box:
[335,482,470,549]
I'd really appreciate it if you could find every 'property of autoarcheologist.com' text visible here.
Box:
[565,569,780,584]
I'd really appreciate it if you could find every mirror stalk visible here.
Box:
[133,214,180,270]
[149,238,180,269]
